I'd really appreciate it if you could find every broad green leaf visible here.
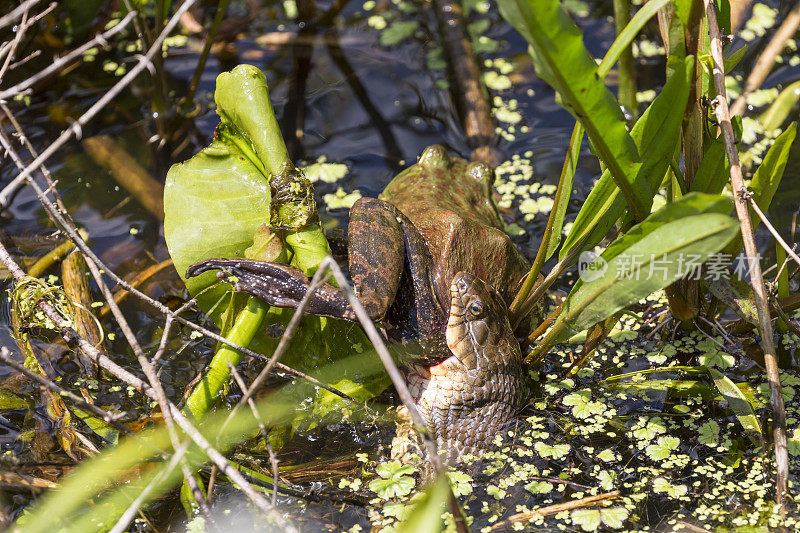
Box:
[560,57,694,259]
[540,194,738,345]
[164,65,380,425]
[535,441,570,459]
[707,368,763,439]
[600,507,630,529]
[706,275,758,325]
[571,509,602,531]
[396,475,450,533]
[759,81,800,132]
[723,122,797,256]
[698,420,720,446]
[165,138,272,298]
[690,138,727,194]
[370,460,417,499]
[496,0,649,221]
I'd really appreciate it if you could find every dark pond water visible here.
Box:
[1,0,799,530]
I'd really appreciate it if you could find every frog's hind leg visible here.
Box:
[186,259,358,320]
[346,197,406,321]
[185,197,408,323]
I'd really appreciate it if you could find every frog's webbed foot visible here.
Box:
[186,258,357,320]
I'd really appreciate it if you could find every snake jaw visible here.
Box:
[404,271,524,463]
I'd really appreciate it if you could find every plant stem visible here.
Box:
[184,297,268,419]
[703,0,788,512]
[510,122,581,319]
[183,0,233,111]
[613,0,638,120]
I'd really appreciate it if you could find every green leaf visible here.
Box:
[369,459,417,499]
[596,0,671,78]
[560,56,694,259]
[534,441,570,459]
[164,138,272,299]
[446,470,474,497]
[541,194,738,345]
[380,20,418,46]
[396,475,450,533]
[759,81,800,132]
[698,420,720,446]
[645,435,679,461]
[706,275,758,325]
[707,368,763,438]
[571,509,602,531]
[303,161,348,183]
[723,122,797,256]
[652,477,688,497]
[600,507,630,529]
[524,480,554,494]
[690,138,727,194]
[496,0,649,221]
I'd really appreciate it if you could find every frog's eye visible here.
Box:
[468,301,485,318]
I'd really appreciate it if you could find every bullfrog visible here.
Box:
[187,145,536,462]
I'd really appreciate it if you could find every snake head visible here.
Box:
[445,272,521,372]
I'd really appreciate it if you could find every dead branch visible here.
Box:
[730,2,800,118]
[704,0,789,512]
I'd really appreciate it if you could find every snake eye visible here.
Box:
[468,301,485,317]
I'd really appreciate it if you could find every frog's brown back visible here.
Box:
[379,145,530,316]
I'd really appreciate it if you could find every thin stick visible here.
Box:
[489,490,620,531]
[82,254,211,517]
[730,2,800,118]
[0,240,291,525]
[749,197,800,267]
[0,0,196,209]
[0,0,41,29]
[0,11,137,100]
[320,257,468,533]
[227,363,279,505]
[0,347,131,434]
[704,0,788,511]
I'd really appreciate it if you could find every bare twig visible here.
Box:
[704,0,788,511]
[489,490,621,531]
[0,0,196,210]
[0,11,137,100]
[0,347,131,435]
[730,2,800,118]
[0,3,56,86]
[227,362,279,505]
[0,235,292,527]
[0,0,41,30]
[748,197,800,267]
